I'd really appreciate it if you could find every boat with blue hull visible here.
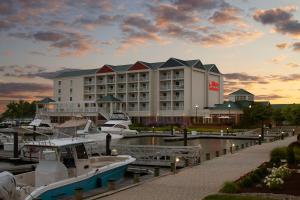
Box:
[12,138,135,200]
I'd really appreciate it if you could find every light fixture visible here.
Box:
[175,157,180,163]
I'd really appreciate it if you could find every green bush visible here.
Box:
[255,167,268,178]
[294,146,300,162]
[270,147,287,165]
[249,172,261,183]
[220,181,240,193]
[239,176,253,188]
[287,146,295,164]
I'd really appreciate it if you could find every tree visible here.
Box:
[1,100,36,120]
[282,104,300,125]
[272,108,285,125]
[249,103,273,140]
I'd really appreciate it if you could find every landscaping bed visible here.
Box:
[239,172,300,196]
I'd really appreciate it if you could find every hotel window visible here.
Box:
[99,103,103,107]
[142,103,146,108]
[58,81,61,86]
[89,87,91,91]
[77,104,80,108]
[163,103,166,106]
[175,81,179,86]
[175,92,179,97]
[110,86,113,89]
[89,78,92,82]
[58,97,61,101]
[70,80,73,86]
[70,97,72,101]
[89,96,92,100]
[163,93,166,96]
[120,85,123,88]
[70,88,73,94]
[58,89,61,94]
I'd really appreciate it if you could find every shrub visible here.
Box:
[264,164,291,190]
[270,147,287,165]
[250,172,261,183]
[287,146,295,164]
[220,181,240,193]
[255,167,268,178]
[239,176,253,188]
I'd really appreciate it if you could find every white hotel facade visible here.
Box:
[38,58,224,125]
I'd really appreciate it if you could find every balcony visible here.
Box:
[84,90,95,94]
[107,87,115,93]
[173,96,184,101]
[84,81,95,85]
[128,76,139,82]
[160,85,171,91]
[117,87,126,93]
[117,77,126,83]
[139,74,149,82]
[139,86,149,92]
[160,74,171,80]
[97,89,106,94]
[160,96,171,101]
[128,96,138,102]
[140,105,149,111]
[173,105,184,110]
[117,95,126,101]
[96,77,106,85]
[160,106,171,110]
[107,79,115,84]
[139,96,149,102]
[173,85,184,90]
[128,104,138,111]
[128,87,138,92]
[173,72,184,79]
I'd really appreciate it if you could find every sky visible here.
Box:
[1,0,300,112]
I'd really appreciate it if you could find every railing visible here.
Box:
[84,90,94,94]
[97,89,106,93]
[173,85,184,90]
[84,81,95,85]
[128,107,138,111]
[139,87,149,91]
[107,88,115,93]
[128,97,138,101]
[128,77,139,82]
[128,87,138,92]
[107,79,115,84]
[173,74,184,79]
[160,96,171,101]
[160,85,171,90]
[96,79,106,85]
[139,107,149,111]
[139,77,149,82]
[173,106,184,110]
[117,78,126,83]
[160,75,171,80]
[117,88,126,92]
[173,96,184,101]
[160,106,171,110]
[140,97,149,101]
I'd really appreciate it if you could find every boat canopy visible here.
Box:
[24,137,94,148]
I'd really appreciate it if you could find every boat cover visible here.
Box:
[0,171,16,200]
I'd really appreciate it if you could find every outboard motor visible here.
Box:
[0,171,16,200]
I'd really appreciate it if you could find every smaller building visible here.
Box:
[229,89,254,102]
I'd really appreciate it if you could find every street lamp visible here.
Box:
[228,104,231,125]
[249,104,252,109]
[194,104,199,124]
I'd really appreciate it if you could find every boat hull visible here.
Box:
[28,165,128,200]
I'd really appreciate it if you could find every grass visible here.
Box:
[203,194,277,200]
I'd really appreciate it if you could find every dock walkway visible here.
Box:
[96,136,297,200]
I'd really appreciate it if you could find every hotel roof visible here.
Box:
[54,57,221,78]
[229,89,253,96]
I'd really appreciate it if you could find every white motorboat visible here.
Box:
[20,118,53,135]
[10,137,135,200]
[100,112,138,135]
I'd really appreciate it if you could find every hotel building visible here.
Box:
[37,58,224,125]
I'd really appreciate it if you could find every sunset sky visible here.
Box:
[1,0,300,112]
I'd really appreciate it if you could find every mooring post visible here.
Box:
[33,125,36,141]
[74,188,83,200]
[183,128,187,146]
[106,133,112,156]
[133,173,140,183]
[171,125,174,136]
[154,167,160,177]
[13,131,18,158]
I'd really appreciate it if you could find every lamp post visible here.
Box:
[194,104,199,124]
[228,104,231,125]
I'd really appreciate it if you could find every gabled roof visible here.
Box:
[160,58,186,68]
[55,68,98,78]
[212,101,241,110]
[111,64,132,72]
[140,61,164,70]
[193,60,205,70]
[229,89,253,96]
[203,64,220,74]
[37,97,55,104]
[97,65,115,73]
[97,95,121,102]
[128,62,149,71]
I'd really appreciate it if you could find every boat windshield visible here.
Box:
[110,113,128,120]
[101,124,115,127]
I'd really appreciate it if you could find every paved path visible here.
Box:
[99,136,297,200]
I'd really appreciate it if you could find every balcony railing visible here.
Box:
[128,106,138,111]
[117,78,126,83]
[173,74,184,79]
[139,76,149,82]
[84,81,95,85]
[173,106,184,110]
[107,88,115,93]
[139,97,149,101]
[139,87,149,91]
[160,75,171,80]
[128,87,138,92]
[160,85,171,90]
[173,96,184,101]
[128,77,139,82]
[128,97,138,101]
[97,89,106,94]
[117,88,126,92]
[160,106,171,110]
[140,106,149,111]
[84,90,94,94]
[160,96,171,101]
[107,79,115,84]
[173,85,184,90]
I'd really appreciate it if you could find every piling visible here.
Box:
[133,173,140,183]
[33,125,36,141]
[206,153,210,160]
[183,128,187,146]
[241,144,244,149]
[215,151,219,157]
[74,188,83,200]
[223,149,227,155]
[154,167,160,177]
[230,146,233,154]
[106,133,112,156]
[108,179,116,190]
[170,162,176,173]
[13,131,18,158]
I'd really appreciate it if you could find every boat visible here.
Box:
[19,118,53,135]
[100,112,138,135]
[13,137,135,200]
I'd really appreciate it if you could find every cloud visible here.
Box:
[0,0,15,16]
[276,43,288,49]
[149,3,200,27]
[292,42,300,52]
[200,29,262,46]
[270,74,300,81]
[74,15,121,30]
[271,55,286,64]
[209,7,245,26]
[286,62,300,68]
[174,0,228,12]
[118,14,163,51]
[0,65,76,79]
[255,94,285,100]
[224,73,263,81]
[0,82,52,99]
[10,31,97,56]
[253,6,300,37]
[0,20,13,31]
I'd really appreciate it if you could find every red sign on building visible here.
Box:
[209,81,220,91]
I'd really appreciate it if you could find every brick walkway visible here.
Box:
[98,136,297,200]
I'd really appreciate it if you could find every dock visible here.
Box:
[163,134,260,141]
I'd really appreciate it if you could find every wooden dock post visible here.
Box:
[183,128,187,146]
[154,167,160,177]
[74,188,83,200]
[170,162,176,173]
[106,133,111,155]
[215,151,219,157]
[206,153,210,160]
[13,131,18,158]
[133,173,140,183]
[223,149,227,155]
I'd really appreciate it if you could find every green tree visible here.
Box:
[1,100,36,120]
[272,108,285,125]
[282,104,300,125]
